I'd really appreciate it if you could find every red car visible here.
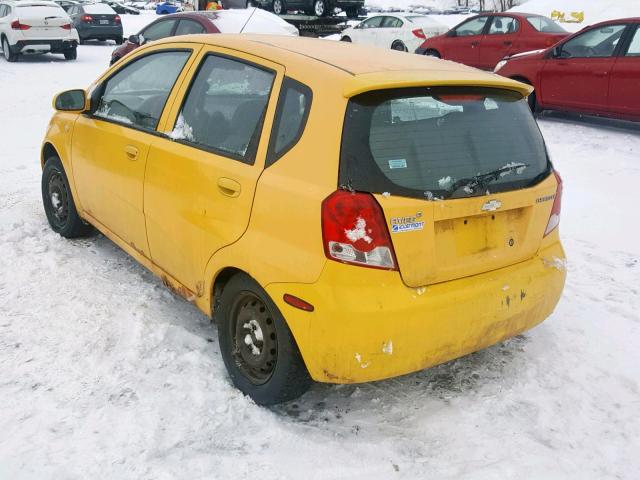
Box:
[415,12,568,70]
[110,12,218,65]
[496,18,640,122]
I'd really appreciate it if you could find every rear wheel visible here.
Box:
[392,40,407,52]
[272,0,285,14]
[114,36,123,45]
[312,0,328,17]
[215,273,312,405]
[345,6,359,18]
[2,37,18,62]
[64,47,77,60]
[424,48,440,58]
[41,156,92,238]
[340,35,352,42]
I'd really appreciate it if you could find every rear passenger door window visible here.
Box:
[170,54,275,163]
[625,27,640,56]
[94,50,191,130]
[266,77,312,167]
[488,16,519,35]
[175,19,206,35]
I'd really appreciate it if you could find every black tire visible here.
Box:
[64,47,77,60]
[345,6,359,18]
[109,55,120,66]
[2,37,18,62]
[424,49,440,58]
[340,36,352,42]
[215,273,312,405]
[41,156,92,238]
[114,36,123,45]
[527,89,538,113]
[272,0,285,15]
[392,40,407,52]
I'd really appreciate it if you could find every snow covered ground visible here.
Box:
[1,13,640,480]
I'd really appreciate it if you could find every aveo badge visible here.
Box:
[391,212,424,233]
[481,199,502,212]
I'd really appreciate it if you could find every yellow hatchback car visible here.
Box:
[41,34,566,405]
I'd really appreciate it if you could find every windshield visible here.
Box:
[339,87,550,200]
[526,15,566,33]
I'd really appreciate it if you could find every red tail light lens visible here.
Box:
[321,190,397,270]
[412,28,426,39]
[544,170,563,236]
[114,15,121,23]
[61,23,72,30]
[81,14,93,22]
[11,20,31,30]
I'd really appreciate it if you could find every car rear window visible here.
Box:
[84,3,116,14]
[526,15,566,33]
[339,87,550,200]
[16,5,65,15]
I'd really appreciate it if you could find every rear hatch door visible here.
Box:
[15,5,71,39]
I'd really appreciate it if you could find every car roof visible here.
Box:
[3,0,60,5]
[150,34,532,97]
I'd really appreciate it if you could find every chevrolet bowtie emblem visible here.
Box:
[481,199,502,212]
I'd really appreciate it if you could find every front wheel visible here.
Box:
[391,40,407,52]
[215,273,312,405]
[340,36,352,42]
[42,156,92,238]
[312,0,328,17]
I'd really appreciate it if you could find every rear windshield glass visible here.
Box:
[526,15,566,33]
[340,87,550,200]
[84,3,116,14]
[16,5,65,15]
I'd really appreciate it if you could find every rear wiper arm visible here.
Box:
[446,164,529,197]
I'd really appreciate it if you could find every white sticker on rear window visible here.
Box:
[388,159,407,169]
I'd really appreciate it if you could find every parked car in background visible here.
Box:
[257,0,364,18]
[156,1,182,14]
[110,8,297,64]
[416,12,569,70]
[53,0,79,12]
[67,2,122,43]
[496,18,640,121]
[102,0,140,15]
[43,34,565,405]
[0,0,79,61]
[340,13,448,52]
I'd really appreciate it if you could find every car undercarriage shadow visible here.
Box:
[536,110,640,134]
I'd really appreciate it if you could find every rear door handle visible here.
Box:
[124,145,138,160]
[503,41,512,46]
[594,71,609,77]
[217,177,241,198]
[471,41,479,47]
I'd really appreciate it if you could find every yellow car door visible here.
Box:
[143,47,284,293]
[71,46,199,257]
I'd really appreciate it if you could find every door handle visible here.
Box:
[217,177,241,198]
[471,41,479,47]
[594,71,609,77]
[503,41,512,46]
[124,145,139,160]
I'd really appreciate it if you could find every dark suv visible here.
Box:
[256,0,363,17]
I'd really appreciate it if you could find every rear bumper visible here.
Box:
[266,241,566,384]
[12,39,78,54]
[77,25,123,40]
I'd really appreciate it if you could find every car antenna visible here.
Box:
[239,6,258,34]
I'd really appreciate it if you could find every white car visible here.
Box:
[209,8,298,36]
[0,0,79,62]
[340,13,448,52]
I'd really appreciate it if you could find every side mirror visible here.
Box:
[53,89,87,112]
[128,34,140,44]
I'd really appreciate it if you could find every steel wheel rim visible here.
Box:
[48,170,69,227]
[230,292,277,385]
[314,0,324,16]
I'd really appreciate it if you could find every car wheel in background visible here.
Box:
[392,40,407,52]
[215,272,312,405]
[340,36,351,42]
[2,37,18,62]
[41,156,93,238]
[424,48,441,58]
[272,0,285,14]
[64,47,77,60]
[312,0,327,17]
[345,6,359,18]
[114,36,123,45]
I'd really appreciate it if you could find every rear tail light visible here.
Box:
[81,14,93,22]
[11,20,31,30]
[544,170,563,236]
[61,23,72,30]
[321,190,397,270]
[114,15,121,23]
[412,28,426,39]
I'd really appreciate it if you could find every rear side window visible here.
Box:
[266,77,312,167]
[142,19,176,41]
[625,27,640,56]
[94,50,191,130]
[526,15,566,33]
[489,16,519,35]
[340,87,550,200]
[170,54,275,164]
